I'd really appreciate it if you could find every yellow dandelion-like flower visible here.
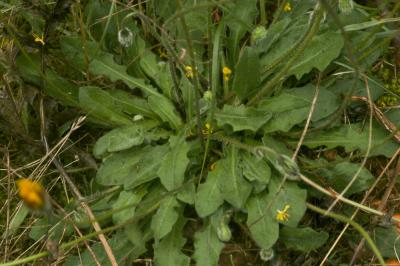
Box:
[16,178,46,210]
[276,204,291,222]
[283,2,292,13]
[222,66,232,81]
[157,47,168,59]
[32,32,45,46]
[202,123,213,135]
[185,66,194,79]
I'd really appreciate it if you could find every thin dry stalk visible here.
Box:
[349,156,400,265]
[324,76,374,215]
[319,148,400,265]
[38,109,118,266]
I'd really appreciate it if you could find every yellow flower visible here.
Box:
[157,47,168,59]
[202,122,213,135]
[16,178,46,210]
[276,204,291,222]
[32,32,45,46]
[222,66,232,81]
[283,2,292,13]
[185,66,194,79]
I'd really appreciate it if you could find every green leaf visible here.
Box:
[173,1,208,67]
[15,53,42,85]
[246,193,279,249]
[96,145,168,189]
[317,161,374,196]
[288,31,344,79]
[63,231,132,266]
[344,17,400,32]
[297,123,399,157]
[260,20,308,71]
[148,95,183,130]
[61,35,183,128]
[60,35,99,71]
[193,222,224,266]
[241,150,271,184]
[225,0,258,62]
[84,0,121,50]
[124,225,149,260]
[153,217,190,266]
[112,189,147,224]
[252,17,291,55]
[60,36,159,96]
[195,169,224,218]
[153,0,177,20]
[218,146,252,209]
[93,121,159,158]
[30,216,72,241]
[108,89,157,119]
[151,195,181,240]
[44,70,80,107]
[90,52,159,96]
[158,135,190,191]
[232,47,260,100]
[374,226,400,258]
[79,86,133,127]
[280,227,329,252]
[177,181,196,204]
[259,85,339,133]
[15,54,79,107]
[267,176,307,227]
[327,77,384,101]
[387,109,400,127]
[6,206,29,236]
[215,105,271,132]
[140,51,174,98]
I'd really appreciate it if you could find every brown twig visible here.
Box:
[50,200,101,266]
[349,155,400,265]
[38,100,118,266]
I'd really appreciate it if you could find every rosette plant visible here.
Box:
[4,0,400,265]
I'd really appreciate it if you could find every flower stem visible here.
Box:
[306,203,386,266]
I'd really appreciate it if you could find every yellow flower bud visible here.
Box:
[222,66,232,81]
[185,66,194,79]
[16,179,46,210]
[202,123,213,135]
[283,2,292,13]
